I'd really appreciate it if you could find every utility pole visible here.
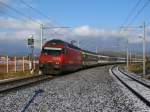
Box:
[120,26,130,72]
[40,24,43,50]
[143,22,146,75]
[130,51,132,64]
[121,23,147,74]
[126,39,129,72]
[138,22,146,76]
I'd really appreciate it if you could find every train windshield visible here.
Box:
[42,47,63,56]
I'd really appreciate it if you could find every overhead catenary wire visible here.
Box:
[121,0,142,27]
[19,0,72,48]
[127,0,150,26]
[19,0,54,26]
[120,0,150,32]
[19,0,73,37]
[0,10,20,20]
[0,1,41,25]
[0,1,45,48]
[78,40,99,51]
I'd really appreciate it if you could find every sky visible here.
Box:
[0,0,150,55]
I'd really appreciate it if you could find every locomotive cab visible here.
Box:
[39,47,65,74]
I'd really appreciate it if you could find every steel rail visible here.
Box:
[0,75,52,93]
[110,66,150,107]
[118,67,150,89]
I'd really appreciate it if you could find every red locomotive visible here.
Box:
[39,39,99,75]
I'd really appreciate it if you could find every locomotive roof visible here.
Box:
[46,39,97,55]
[46,39,81,50]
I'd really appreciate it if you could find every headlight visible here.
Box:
[56,62,59,64]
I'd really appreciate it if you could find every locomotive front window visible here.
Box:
[42,48,62,56]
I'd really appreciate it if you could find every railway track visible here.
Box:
[110,66,150,107]
[0,64,132,94]
[0,75,52,93]
[118,67,150,88]
[0,65,114,94]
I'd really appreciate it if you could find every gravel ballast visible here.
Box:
[0,66,150,112]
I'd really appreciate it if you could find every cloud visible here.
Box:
[0,0,10,4]
[1,18,148,45]
[73,25,124,39]
[0,0,11,12]
[72,25,150,44]
[73,25,105,37]
[0,18,150,55]
[0,17,40,30]
[0,18,42,54]
[0,17,41,40]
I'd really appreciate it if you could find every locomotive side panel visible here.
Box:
[62,47,82,72]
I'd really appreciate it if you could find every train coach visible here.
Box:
[39,39,99,75]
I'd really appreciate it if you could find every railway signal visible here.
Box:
[28,38,34,46]
[27,35,34,72]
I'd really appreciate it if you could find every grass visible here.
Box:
[0,70,39,80]
[129,64,143,74]
[129,63,150,80]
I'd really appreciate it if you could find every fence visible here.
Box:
[0,56,39,74]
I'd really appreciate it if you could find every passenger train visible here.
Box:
[39,39,126,75]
